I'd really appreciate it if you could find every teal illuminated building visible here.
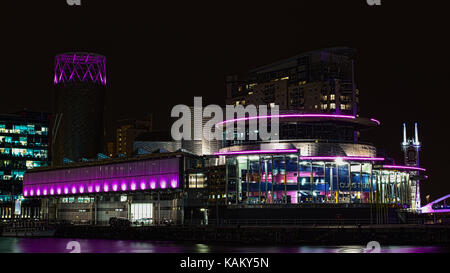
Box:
[0,111,50,220]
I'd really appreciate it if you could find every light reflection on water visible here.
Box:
[0,237,447,253]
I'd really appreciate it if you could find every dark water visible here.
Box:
[0,237,448,253]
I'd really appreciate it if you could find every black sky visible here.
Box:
[1,0,449,202]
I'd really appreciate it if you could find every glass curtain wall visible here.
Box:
[225,156,411,206]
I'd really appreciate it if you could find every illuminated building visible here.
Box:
[226,47,358,116]
[23,151,207,225]
[52,52,106,165]
[0,111,50,220]
[216,113,425,211]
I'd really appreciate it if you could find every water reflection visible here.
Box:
[0,237,447,253]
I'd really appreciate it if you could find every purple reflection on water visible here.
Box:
[0,238,447,253]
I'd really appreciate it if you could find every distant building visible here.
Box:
[134,131,181,155]
[134,108,221,157]
[0,111,50,220]
[106,141,115,157]
[115,116,153,157]
[52,52,106,164]
[226,47,358,115]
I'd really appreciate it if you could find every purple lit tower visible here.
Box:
[52,52,106,165]
[402,122,422,209]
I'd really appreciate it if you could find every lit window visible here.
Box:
[330,94,335,101]
[330,103,336,110]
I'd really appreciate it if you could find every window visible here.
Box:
[330,103,336,110]
[330,94,335,101]
[189,173,206,188]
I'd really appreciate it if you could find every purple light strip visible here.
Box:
[370,118,381,125]
[382,165,426,171]
[299,156,385,161]
[216,114,356,126]
[214,149,299,156]
[421,194,450,213]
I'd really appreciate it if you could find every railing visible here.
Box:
[206,218,427,227]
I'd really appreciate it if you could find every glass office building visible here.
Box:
[0,111,50,220]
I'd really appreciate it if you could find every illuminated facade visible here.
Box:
[216,114,426,209]
[0,111,50,220]
[23,152,207,225]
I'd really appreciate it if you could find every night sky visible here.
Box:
[1,1,448,202]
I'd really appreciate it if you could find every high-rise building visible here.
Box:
[115,115,153,157]
[226,47,358,115]
[52,52,106,164]
[0,111,50,220]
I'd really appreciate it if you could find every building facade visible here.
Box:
[215,113,425,211]
[23,152,208,225]
[0,111,50,220]
[226,47,358,116]
[115,116,153,157]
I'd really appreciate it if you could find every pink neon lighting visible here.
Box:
[299,156,385,161]
[421,194,450,214]
[23,159,180,196]
[54,53,106,86]
[216,114,356,126]
[214,149,299,156]
[370,118,381,125]
[383,165,426,171]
